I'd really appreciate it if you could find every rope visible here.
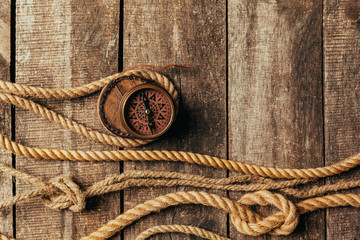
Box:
[0,92,147,147]
[1,65,360,239]
[135,225,230,240]
[0,234,14,240]
[1,131,360,179]
[0,66,180,148]
[0,162,314,211]
[0,162,360,239]
[0,64,186,100]
[80,190,360,240]
[1,65,360,179]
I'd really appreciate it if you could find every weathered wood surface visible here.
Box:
[123,1,227,239]
[228,1,325,240]
[15,1,120,239]
[0,0,359,239]
[0,0,12,237]
[324,0,360,239]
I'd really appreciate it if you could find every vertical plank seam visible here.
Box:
[225,0,230,239]
[10,0,16,238]
[119,1,124,239]
[321,0,327,239]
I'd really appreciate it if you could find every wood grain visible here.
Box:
[228,1,324,239]
[0,0,13,237]
[123,1,227,239]
[15,1,120,239]
[324,0,360,239]
[1,1,359,239]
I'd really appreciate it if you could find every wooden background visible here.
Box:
[0,0,359,239]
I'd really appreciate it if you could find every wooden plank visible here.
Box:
[324,0,360,239]
[123,1,227,239]
[15,1,120,239]
[228,1,324,239]
[0,0,13,237]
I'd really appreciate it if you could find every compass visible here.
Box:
[97,75,176,140]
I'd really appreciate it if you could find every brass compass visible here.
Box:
[97,75,176,140]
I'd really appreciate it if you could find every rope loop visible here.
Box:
[41,175,86,212]
[231,190,299,236]
[1,64,360,239]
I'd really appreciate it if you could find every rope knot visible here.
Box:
[41,175,86,212]
[231,190,299,236]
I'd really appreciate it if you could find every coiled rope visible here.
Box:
[0,65,360,239]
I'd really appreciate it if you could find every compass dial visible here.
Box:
[121,84,175,139]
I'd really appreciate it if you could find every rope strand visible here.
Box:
[1,66,360,239]
[80,190,360,240]
[0,162,319,211]
[0,161,360,239]
[1,66,360,179]
[0,64,186,100]
[1,131,359,179]
[135,225,230,240]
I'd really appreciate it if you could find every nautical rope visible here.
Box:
[0,65,360,179]
[0,92,147,147]
[135,225,230,240]
[0,162,360,239]
[2,160,360,212]
[80,190,360,240]
[1,65,360,239]
[1,131,360,179]
[0,64,182,100]
[0,65,180,148]
[0,162,318,211]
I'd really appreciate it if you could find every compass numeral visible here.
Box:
[158,103,165,110]
[158,113,165,120]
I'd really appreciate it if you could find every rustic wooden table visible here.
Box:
[0,1,359,239]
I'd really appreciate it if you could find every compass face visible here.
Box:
[121,84,175,139]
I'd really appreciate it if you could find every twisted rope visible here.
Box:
[0,92,147,147]
[1,131,360,179]
[1,162,360,239]
[135,225,230,240]
[80,190,360,240]
[1,65,360,179]
[0,66,180,148]
[0,234,14,240]
[0,64,183,101]
[1,65,360,239]
[0,162,315,212]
